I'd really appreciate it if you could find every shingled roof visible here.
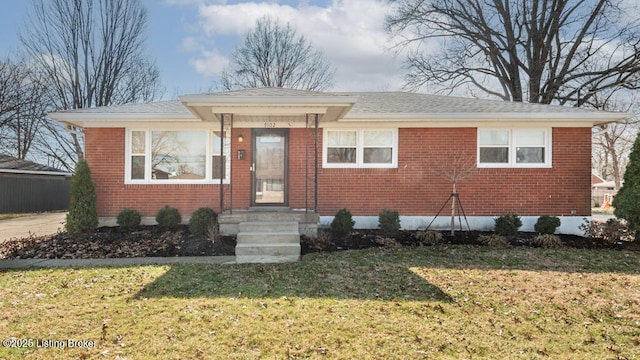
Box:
[49,87,631,125]
[0,154,71,175]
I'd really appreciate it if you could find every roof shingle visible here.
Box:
[0,154,70,174]
[48,87,620,117]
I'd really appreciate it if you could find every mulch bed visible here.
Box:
[302,229,640,253]
[0,225,236,260]
[1,226,638,260]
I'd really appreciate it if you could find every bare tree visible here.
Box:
[591,93,639,188]
[0,58,50,160]
[386,0,640,106]
[221,16,335,91]
[20,0,162,166]
[0,59,29,130]
[429,151,477,235]
[593,123,637,188]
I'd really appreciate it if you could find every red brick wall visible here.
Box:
[85,128,230,218]
[85,127,591,219]
[314,127,591,217]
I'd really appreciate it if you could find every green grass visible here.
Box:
[1,245,639,359]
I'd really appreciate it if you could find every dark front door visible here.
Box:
[251,129,288,206]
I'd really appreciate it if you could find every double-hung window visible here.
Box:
[126,129,229,184]
[324,129,397,168]
[478,129,551,167]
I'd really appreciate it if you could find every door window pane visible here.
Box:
[255,131,286,204]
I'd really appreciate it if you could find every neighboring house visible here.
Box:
[48,87,632,247]
[0,154,72,213]
[591,171,618,208]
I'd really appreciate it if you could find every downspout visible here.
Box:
[314,114,319,213]
[219,113,224,213]
[305,114,309,214]
[229,114,233,213]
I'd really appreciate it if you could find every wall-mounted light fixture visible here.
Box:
[237,134,244,143]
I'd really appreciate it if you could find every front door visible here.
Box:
[252,129,288,206]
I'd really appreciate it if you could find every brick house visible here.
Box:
[49,88,630,260]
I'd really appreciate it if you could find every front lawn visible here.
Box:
[1,245,639,359]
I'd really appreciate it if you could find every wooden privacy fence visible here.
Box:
[0,173,71,213]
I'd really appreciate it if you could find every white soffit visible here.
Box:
[180,91,355,122]
[341,112,631,126]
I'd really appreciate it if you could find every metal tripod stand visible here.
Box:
[425,189,471,236]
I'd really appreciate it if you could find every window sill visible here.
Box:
[477,163,552,169]
[125,180,230,185]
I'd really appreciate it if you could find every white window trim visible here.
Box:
[323,128,398,169]
[477,128,552,168]
[125,128,231,184]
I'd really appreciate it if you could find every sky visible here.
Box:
[0,0,408,99]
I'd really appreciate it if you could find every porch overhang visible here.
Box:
[179,92,356,123]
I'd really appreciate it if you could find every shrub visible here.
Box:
[189,207,218,237]
[494,213,522,236]
[66,159,98,234]
[375,236,403,249]
[331,208,355,239]
[379,209,401,235]
[613,129,640,241]
[532,234,563,248]
[156,206,182,231]
[477,234,510,247]
[534,215,561,235]
[580,218,631,244]
[117,208,141,232]
[415,230,444,245]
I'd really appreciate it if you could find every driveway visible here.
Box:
[592,212,616,222]
[0,212,67,242]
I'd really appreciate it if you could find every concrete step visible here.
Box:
[235,255,300,264]
[234,220,301,262]
[236,232,300,245]
[239,221,299,234]
[219,211,319,237]
[235,243,301,257]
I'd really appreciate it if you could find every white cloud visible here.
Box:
[197,2,298,36]
[189,49,230,77]
[178,0,410,91]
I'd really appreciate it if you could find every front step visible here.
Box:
[239,221,299,234]
[236,221,301,263]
